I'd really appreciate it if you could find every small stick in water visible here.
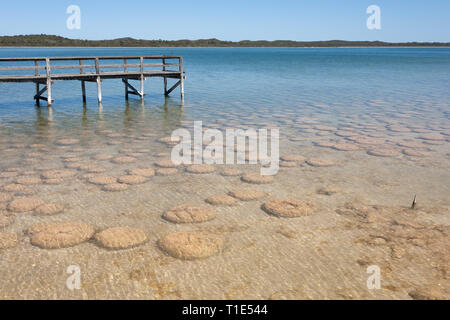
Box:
[411,195,417,209]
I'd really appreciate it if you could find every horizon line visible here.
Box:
[1,34,450,45]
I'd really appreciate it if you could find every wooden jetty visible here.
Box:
[0,56,185,106]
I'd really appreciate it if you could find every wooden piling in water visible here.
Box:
[163,58,168,96]
[95,58,102,103]
[124,58,129,100]
[45,58,52,106]
[34,60,40,107]
[79,60,87,103]
[140,57,145,99]
[179,57,185,98]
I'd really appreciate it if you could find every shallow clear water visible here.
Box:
[0,48,449,300]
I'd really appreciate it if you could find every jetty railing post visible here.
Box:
[95,58,102,104]
[179,57,184,98]
[34,60,40,107]
[79,60,86,104]
[140,57,144,98]
[45,58,52,107]
[163,57,168,95]
[124,58,128,100]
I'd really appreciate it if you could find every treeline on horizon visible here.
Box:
[0,34,449,47]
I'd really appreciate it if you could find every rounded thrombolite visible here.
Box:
[388,126,410,133]
[0,171,19,178]
[80,173,96,180]
[34,203,65,216]
[349,136,385,145]
[306,159,334,167]
[127,168,155,177]
[397,141,426,149]
[402,149,429,157]
[27,221,95,249]
[241,173,274,184]
[41,169,77,180]
[418,135,445,142]
[62,156,82,163]
[280,155,305,163]
[219,169,242,176]
[111,156,137,164]
[43,178,64,185]
[335,130,358,138]
[157,136,181,145]
[23,170,38,175]
[280,161,298,168]
[367,148,400,157]
[262,198,316,218]
[107,140,122,146]
[205,194,238,206]
[186,164,215,174]
[155,160,178,168]
[158,232,224,260]
[3,184,36,195]
[163,205,217,224]
[314,125,335,132]
[117,175,148,185]
[102,183,129,192]
[0,232,19,249]
[16,176,42,185]
[229,189,266,201]
[156,168,178,176]
[65,162,82,169]
[92,154,113,161]
[8,197,45,213]
[0,212,15,228]
[94,227,147,250]
[423,140,444,146]
[0,192,13,203]
[56,138,79,146]
[88,176,117,185]
[78,165,106,174]
[332,143,360,151]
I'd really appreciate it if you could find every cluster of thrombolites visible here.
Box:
[0,153,324,259]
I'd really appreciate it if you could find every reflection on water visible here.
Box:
[0,48,449,300]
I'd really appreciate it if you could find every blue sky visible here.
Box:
[0,0,448,42]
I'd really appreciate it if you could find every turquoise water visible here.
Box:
[0,48,449,123]
[0,48,449,300]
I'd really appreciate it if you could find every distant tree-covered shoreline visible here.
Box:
[1,34,449,47]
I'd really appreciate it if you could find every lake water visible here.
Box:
[0,48,449,299]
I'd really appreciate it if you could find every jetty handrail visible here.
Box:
[0,56,182,77]
[0,55,181,61]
